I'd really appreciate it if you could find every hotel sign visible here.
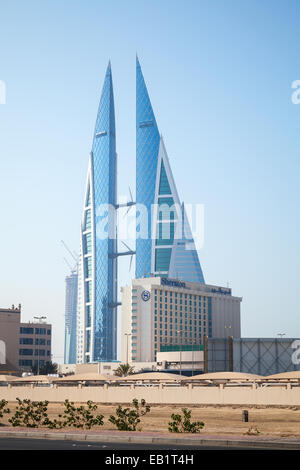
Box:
[161,278,186,288]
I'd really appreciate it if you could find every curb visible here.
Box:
[0,431,299,449]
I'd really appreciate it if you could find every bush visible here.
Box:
[0,399,10,422]
[8,398,49,428]
[244,426,260,435]
[168,408,205,433]
[109,398,151,431]
[59,399,104,429]
[8,398,104,430]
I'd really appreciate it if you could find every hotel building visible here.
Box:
[121,277,242,363]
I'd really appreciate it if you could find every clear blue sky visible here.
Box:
[0,0,299,363]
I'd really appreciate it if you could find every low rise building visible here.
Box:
[0,305,52,373]
[19,321,52,372]
[0,305,21,373]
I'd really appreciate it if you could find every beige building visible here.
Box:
[0,305,52,373]
[0,305,21,373]
[121,277,242,364]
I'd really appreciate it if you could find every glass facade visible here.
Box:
[136,57,160,278]
[136,58,205,283]
[79,62,117,363]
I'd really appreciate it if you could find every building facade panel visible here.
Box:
[232,338,300,376]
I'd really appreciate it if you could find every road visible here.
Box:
[0,437,271,450]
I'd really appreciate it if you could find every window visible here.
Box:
[35,349,45,356]
[20,327,33,335]
[83,232,92,254]
[20,338,33,345]
[19,349,33,356]
[35,338,45,345]
[86,306,91,327]
[35,328,46,335]
[84,209,91,230]
[86,280,92,302]
[84,256,92,279]
[19,360,32,366]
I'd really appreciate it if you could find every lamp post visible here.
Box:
[124,333,132,366]
[277,333,286,338]
[224,325,232,371]
[192,339,195,377]
[177,330,183,378]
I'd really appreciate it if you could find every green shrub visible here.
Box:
[8,398,49,428]
[108,398,151,431]
[59,399,104,429]
[0,399,10,422]
[168,408,205,433]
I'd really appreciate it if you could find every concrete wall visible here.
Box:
[1,384,299,406]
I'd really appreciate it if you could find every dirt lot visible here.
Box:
[2,402,300,437]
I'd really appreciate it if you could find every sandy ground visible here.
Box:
[1,403,300,437]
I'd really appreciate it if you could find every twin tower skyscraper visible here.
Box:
[76,58,205,364]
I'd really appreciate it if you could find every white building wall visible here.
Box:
[121,286,132,363]
[121,281,153,363]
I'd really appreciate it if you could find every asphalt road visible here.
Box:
[0,437,269,450]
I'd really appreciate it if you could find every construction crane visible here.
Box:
[61,240,78,274]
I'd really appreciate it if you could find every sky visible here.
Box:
[0,0,299,363]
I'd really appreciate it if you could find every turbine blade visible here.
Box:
[121,241,132,252]
[129,186,133,202]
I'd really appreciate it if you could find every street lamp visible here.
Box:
[33,316,47,375]
[177,330,183,378]
[124,333,132,366]
[224,325,232,371]
[277,333,286,338]
[224,325,232,335]
[192,339,196,377]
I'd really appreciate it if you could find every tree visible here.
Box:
[168,408,205,433]
[114,363,134,377]
[31,361,58,375]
